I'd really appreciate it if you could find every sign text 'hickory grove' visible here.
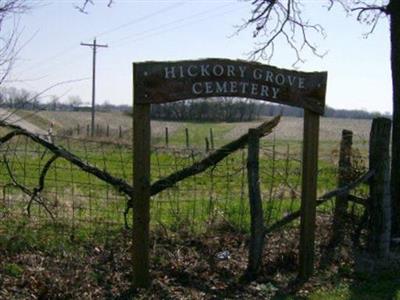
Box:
[134,59,327,114]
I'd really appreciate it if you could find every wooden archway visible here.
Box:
[132,58,327,287]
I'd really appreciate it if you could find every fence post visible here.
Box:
[299,109,320,280]
[244,128,265,280]
[77,124,80,135]
[209,128,214,150]
[133,103,151,287]
[185,128,190,148]
[119,126,122,138]
[165,127,169,148]
[368,117,391,258]
[330,129,353,249]
[205,137,210,152]
[106,124,110,137]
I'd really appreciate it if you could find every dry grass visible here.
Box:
[223,117,372,142]
[20,110,184,139]
[14,110,372,143]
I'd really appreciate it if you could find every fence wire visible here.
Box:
[0,132,368,237]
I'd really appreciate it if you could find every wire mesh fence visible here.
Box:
[0,131,369,238]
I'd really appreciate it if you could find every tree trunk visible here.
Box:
[389,0,400,238]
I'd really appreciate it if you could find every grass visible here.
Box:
[0,115,382,299]
[0,122,360,233]
[308,271,400,300]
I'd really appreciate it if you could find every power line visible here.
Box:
[95,1,185,38]
[10,1,244,103]
[13,2,185,78]
[80,38,108,137]
[111,4,240,47]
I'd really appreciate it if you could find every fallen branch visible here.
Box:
[3,155,56,220]
[264,170,374,235]
[125,116,280,226]
[150,116,281,196]
[0,116,281,227]
[0,120,134,196]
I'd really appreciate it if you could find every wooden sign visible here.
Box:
[134,58,327,114]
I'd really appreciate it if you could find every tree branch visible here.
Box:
[76,0,114,13]
[264,169,374,234]
[0,120,134,196]
[0,116,281,228]
[149,115,281,197]
[242,0,388,65]
[3,154,56,220]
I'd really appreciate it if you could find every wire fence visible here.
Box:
[0,132,368,237]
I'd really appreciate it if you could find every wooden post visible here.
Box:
[77,124,80,135]
[106,124,110,137]
[165,127,169,148]
[205,137,210,152]
[299,109,320,280]
[119,126,122,138]
[185,128,190,148]
[245,128,265,280]
[330,130,353,249]
[210,128,214,150]
[133,67,151,287]
[368,117,391,258]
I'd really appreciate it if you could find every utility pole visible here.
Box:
[80,38,108,136]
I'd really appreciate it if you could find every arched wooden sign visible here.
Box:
[134,59,327,113]
[132,58,327,287]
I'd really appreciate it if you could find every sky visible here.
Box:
[4,0,392,113]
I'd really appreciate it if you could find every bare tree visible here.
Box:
[242,0,400,240]
[0,0,30,85]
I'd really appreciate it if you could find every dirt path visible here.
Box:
[0,108,47,135]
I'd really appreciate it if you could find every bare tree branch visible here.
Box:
[0,116,281,228]
[3,154,56,220]
[242,0,389,65]
[0,0,30,85]
[264,169,375,234]
[76,0,114,13]
[240,0,327,66]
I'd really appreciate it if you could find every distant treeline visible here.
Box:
[150,98,390,121]
[0,87,390,121]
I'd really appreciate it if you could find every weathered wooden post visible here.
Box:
[210,128,214,150]
[368,117,391,258]
[106,124,110,137]
[132,65,151,288]
[185,128,190,148]
[245,128,265,280]
[165,127,169,148]
[299,110,320,280]
[330,129,353,249]
[77,124,80,135]
[119,125,122,138]
[205,137,210,152]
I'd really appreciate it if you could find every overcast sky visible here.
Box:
[5,0,392,113]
